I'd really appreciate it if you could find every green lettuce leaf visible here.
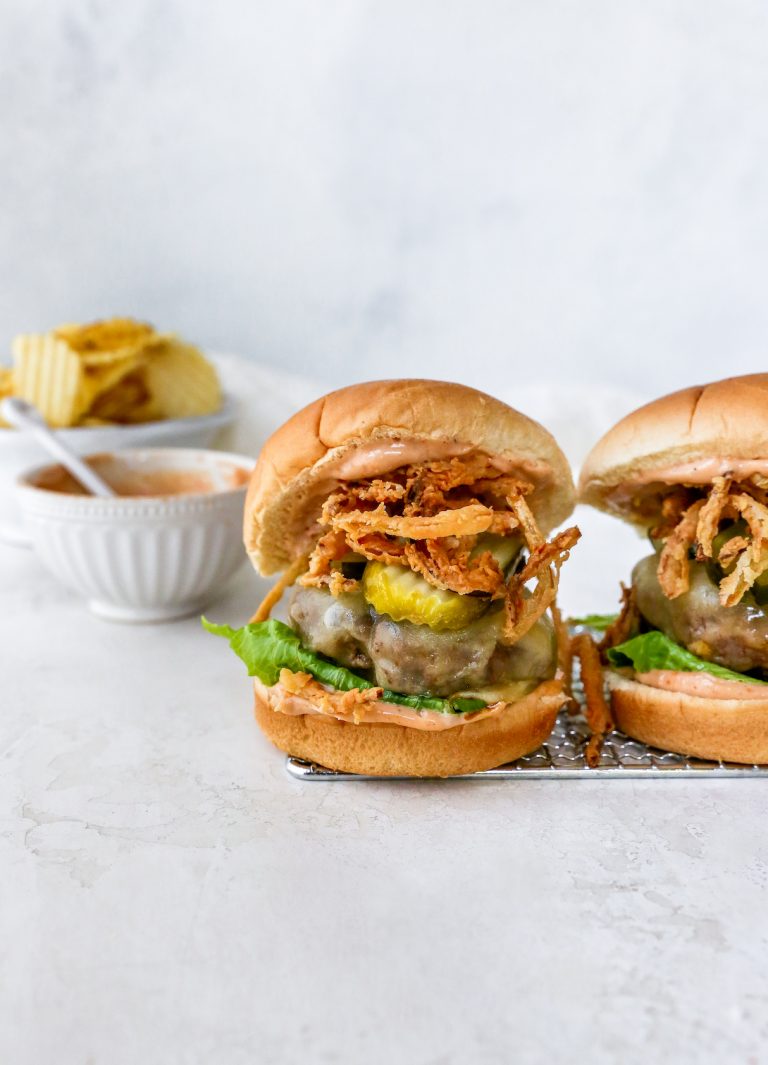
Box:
[569,613,617,632]
[606,630,767,686]
[202,617,486,714]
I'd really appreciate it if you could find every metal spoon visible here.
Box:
[1,397,116,498]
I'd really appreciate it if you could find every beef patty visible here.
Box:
[289,585,557,696]
[633,553,768,673]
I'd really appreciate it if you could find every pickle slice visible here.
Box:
[362,562,487,630]
[471,533,522,573]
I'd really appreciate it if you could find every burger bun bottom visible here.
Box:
[253,677,565,777]
[606,669,768,764]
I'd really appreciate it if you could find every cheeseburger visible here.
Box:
[579,374,768,764]
[206,379,580,776]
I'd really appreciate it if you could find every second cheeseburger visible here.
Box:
[579,373,768,764]
[206,379,580,776]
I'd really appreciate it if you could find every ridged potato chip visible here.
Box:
[12,331,149,427]
[134,338,222,421]
[55,318,156,356]
[12,318,158,426]
[87,371,152,423]
[8,318,220,427]
[12,333,86,426]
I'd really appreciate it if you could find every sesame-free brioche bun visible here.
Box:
[579,374,768,525]
[245,379,575,575]
[605,670,768,764]
[254,676,566,776]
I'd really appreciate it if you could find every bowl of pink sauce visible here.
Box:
[17,447,253,622]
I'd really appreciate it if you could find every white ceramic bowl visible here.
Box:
[0,396,236,545]
[17,447,253,623]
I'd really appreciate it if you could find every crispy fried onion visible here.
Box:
[299,530,359,595]
[250,554,310,623]
[717,535,749,568]
[402,455,524,513]
[331,501,495,541]
[343,529,406,566]
[322,481,406,518]
[719,493,768,606]
[503,489,581,644]
[656,476,768,606]
[404,537,505,596]
[279,668,384,724]
[303,456,534,597]
[657,499,705,599]
[694,476,733,558]
[550,600,576,712]
[650,487,697,541]
[599,583,640,652]
[296,456,579,643]
[573,633,615,768]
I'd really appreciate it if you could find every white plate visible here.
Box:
[0,395,236,546]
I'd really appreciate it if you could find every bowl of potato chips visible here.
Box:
[0,317,234,544]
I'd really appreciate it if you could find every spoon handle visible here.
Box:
[29,425,116,497]
[1,397,116,498]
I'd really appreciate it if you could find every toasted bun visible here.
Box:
[579,374,768,523]
[245,379,575,574]
[605,669,768,764]
[253,677,565,776]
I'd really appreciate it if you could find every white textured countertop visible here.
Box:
[1,361,765,1063]
[3,511,768,1064]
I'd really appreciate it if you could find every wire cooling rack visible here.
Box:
[285,707,768,779]
[285,641,768,780]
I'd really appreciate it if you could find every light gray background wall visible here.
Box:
[2,1,767,392]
